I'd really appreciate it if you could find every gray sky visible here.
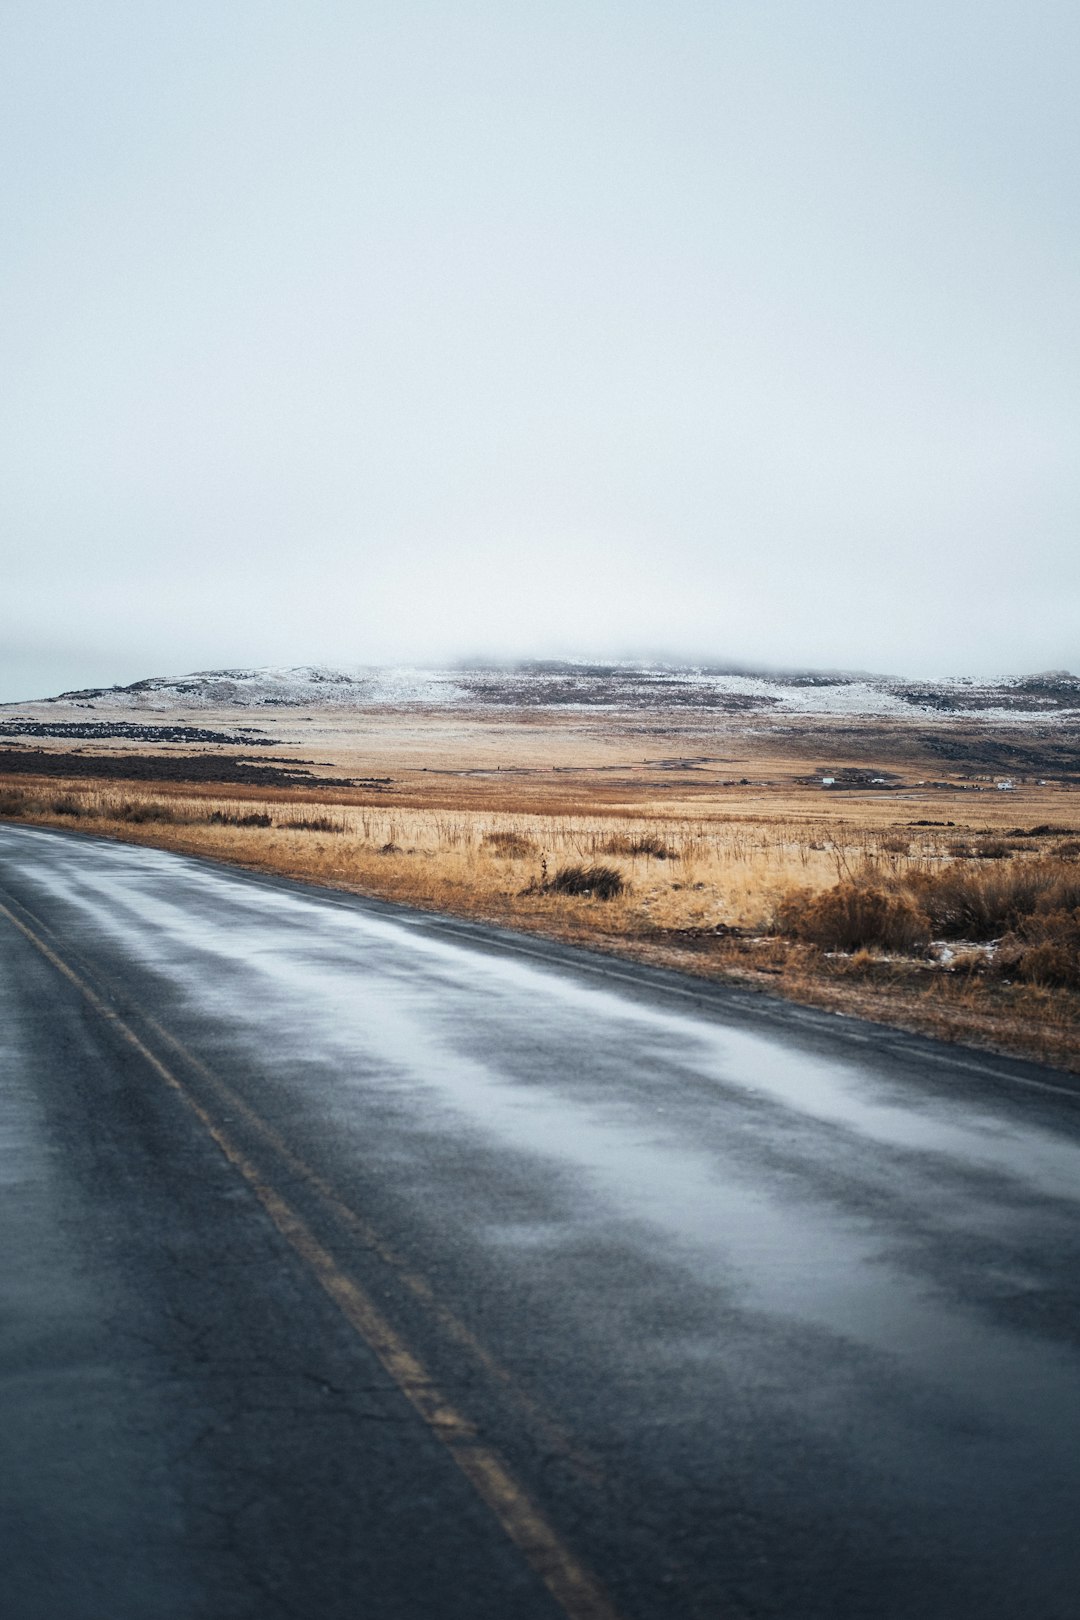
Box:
[2,1,1078,700]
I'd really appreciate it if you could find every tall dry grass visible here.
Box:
[0,779,962,930]
[3,776,1077,1068]
[1,780,1075,934]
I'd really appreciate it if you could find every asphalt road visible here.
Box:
[2,823,1079,1620]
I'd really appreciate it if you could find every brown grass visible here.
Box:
[2,773,1077,1072]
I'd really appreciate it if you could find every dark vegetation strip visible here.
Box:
[0,721,271,743]
[0,791,351,831]
[0,748,360,789]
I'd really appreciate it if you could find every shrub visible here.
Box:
[908,859,1080,940]
[50,796,84,817]
[1023,907,1080,946]
[379,841,402,855]
[909,865,1026,939]
[601,834,678,859]
[994,914,1080,988]
[114,801,178,824]
[947,838,1015,860]
[284,816,342,833]
[544,863,624,899]
[207,810,272,828]
[774,881,930,952]
[1042,869,1080,912]
[482,830,537,857]
[0,792,27,817]
[1013,942,1080,989]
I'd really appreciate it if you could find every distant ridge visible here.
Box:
[20,662,1080,719]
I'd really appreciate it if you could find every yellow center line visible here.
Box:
[0,879,601,1485]
[138,1006,606,1489]
[0,897,622,1620]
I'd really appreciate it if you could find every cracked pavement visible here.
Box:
[2,823,1080,1619]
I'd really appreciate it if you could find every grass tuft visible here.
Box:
[114,801,180,824]
[601,833,678,859]
[541,862,625,900]
[482,830,537,857]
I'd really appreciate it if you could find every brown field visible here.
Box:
[2,701,1078,1072]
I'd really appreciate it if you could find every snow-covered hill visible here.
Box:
[31,663,1080,720]
[42,666,464,710]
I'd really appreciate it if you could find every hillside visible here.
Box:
[26,662,1080,721]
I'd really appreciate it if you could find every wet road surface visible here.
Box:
[1,822,1079,1619]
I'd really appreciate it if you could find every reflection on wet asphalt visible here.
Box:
[2,823,1079,1620]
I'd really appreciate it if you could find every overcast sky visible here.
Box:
[2,1,1078,700]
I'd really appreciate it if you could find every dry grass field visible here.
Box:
[2,699,1078,1072]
